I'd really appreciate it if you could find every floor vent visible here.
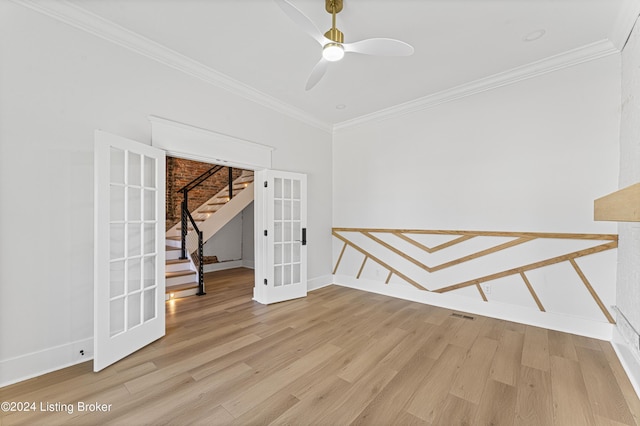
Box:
[451,313,475,320]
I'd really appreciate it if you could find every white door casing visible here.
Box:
[94,130,166,372]
[254,170,308,304]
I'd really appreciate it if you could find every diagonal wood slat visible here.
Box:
[393,232,474,253]
[332,231,428,291]
[570,259,615,324]
[434,241,617,294]
[521,272,546,312]
[332,228,618,321]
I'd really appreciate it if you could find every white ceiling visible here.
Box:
[58,0,631,128]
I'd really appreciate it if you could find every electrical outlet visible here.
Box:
[483,284,491,295]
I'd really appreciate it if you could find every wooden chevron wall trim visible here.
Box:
[332,228,618,324]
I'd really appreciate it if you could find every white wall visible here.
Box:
[616,17,640,395]
[203,214,242,261]
[333,55,621,337]
[202,202,255,270]
[0,3,332,386]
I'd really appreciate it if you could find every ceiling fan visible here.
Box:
[275,0,414,90]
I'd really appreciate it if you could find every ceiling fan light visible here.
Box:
[323,42,345,61]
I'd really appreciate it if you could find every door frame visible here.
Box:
[149,116,278,303]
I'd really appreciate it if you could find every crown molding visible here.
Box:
[11,0,624,135]
[11,0,332,134]
[334,39,620,132]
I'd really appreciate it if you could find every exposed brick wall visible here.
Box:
[166,157,245,230]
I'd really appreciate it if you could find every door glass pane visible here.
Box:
[110,147,125,185]
[128,258,141,292]
[109,298,125,337]
[144,156,156,188]
[274,178,283,198]
[144,223,156,254]
[283,222,292,242]
[274,199,283,221]
[110,260,125,298]
[274,222,282,243]
[143,289,156,322]
[110,185,125,222]
[128,223,141,257]
[293,180,300,200]
[274,243,283,265]
[293,244,300,263]
[144,190,156,221]
[284,243,292,264]
[283,179,291,199]
[292,200,300,221]
[128,152,141,186]
[293,222,301,241]
[293,263,300,284]
[128,187,141,221]
[110,224,125,260]
[143,256,156,288]
[283,200,291,220]
[274,266,283,287]
[127,292,142,329]
[283,264,292,285]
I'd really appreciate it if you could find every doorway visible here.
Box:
[164,155,256,299]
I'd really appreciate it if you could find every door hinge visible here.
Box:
[264,181,268,188]
[264,278,268,285]
[264,230,268,236]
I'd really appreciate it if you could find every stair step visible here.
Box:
[166,270,196,278]
[166,259,190,265]
[165,245,180,251]
[167,236,181,241]
[208,201,227,205]
[166,282,199,294]
[197,209,218,214]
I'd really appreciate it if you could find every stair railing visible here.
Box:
[176,164,235,296]
[182,205,205,295]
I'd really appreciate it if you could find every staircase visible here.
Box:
[165,170,254,299]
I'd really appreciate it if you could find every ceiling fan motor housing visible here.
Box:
[324,27,344,43]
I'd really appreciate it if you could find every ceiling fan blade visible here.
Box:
[344,38,414,56]
[305,58,329,91]
[274,0,325,45]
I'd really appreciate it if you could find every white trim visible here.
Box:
[611,0,640,51]
[203,260,243,273]
[0,338,93,388]
[308,274,333,291]
[333,275,614,341]
[612,326,640,400]
[150,116,273,170]
[334,40,620,132]
[10,0,331,133]
[242,259,255,269]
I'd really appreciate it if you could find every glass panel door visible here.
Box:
[94,131,165,372]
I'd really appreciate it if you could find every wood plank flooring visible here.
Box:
[1,267,639,425]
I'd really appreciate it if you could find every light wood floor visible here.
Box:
[2,268,639,425]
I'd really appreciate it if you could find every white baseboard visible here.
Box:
[333,275,613,341]
[612,326,640,400]
[308,274,333,292]
[203,260,243,273]
[0,337,93,388]
[242,259,255,269]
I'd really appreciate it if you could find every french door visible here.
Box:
[254,170,307,304]
[94,130,166,372]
